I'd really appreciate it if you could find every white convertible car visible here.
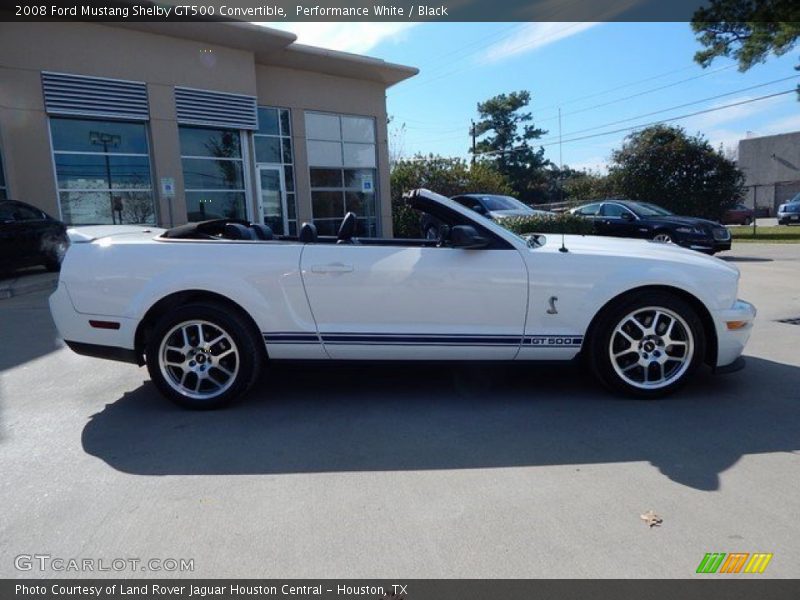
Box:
[50,189,755,409]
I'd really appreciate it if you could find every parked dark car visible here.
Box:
[723,203,754,225]
[570,199,731,254]
[421,194,551,239]
[0,200,69,274]
[777,201,800,225]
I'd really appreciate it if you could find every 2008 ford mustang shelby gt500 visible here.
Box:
[50,189,755,409]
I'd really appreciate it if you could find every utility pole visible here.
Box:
[471,119,476,165]
[558,107,564,204]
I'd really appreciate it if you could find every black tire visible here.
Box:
[145,302,264,409]
[743,217,752,226]
[587,290,706,399]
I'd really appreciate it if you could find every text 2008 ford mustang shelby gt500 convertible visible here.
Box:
[50,189,755,409]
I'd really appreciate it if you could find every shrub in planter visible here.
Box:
[501,213,596,236]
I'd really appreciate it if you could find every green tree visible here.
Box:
[471,91,550,203]
[562,169,616,203]
[608,125,744,220]
[692,1,800,97]
[390,154,512,237]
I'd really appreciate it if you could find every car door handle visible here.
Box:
[310,263,354,274]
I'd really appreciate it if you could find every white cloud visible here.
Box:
[481,22,598,64]
[259,22,417,54]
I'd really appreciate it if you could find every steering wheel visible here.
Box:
[337,212,358,243]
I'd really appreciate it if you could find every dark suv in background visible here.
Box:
[570,199,731,254]
[777,200,800,225]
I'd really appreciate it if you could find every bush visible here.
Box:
[391,201,422,239]
[501,213,596,236]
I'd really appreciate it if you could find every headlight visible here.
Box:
[675,226,705,235]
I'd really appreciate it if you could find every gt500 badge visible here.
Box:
[526,336,583,347]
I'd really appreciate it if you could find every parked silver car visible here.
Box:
[777,200,800,225]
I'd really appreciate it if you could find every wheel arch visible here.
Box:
[583,285,718,367]
[134,290,264,365]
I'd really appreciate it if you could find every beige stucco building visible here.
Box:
[738,130,800,214]
[0,21,417,236]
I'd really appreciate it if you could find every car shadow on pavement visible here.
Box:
[81,357,800,491]
[720,256,774,263]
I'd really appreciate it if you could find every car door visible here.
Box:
[10,202,54,260]
[597,202,641,238]
[299,240,529,360]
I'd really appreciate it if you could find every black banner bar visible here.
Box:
[4,580,800,600]
[0,0,779,23]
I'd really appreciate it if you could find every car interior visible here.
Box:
[161,193,513,250]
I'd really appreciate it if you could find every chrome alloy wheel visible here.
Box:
[608,306,694,390]
[158,320,239,400]
[652,233,673,243]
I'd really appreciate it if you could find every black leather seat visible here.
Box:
[298,222,318,243]
[250,224,274,240]
[224,223,255,240]
[336,212,358,244]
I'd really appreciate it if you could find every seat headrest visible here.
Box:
[250,224,274,240]
[337,212,358,242]
[224,223,255,240]
[299,222,318,243]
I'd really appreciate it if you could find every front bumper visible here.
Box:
[677,235,731,254]
[713,299,756,370]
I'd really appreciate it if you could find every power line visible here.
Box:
[471,88,797,158]
[541,74,799,141]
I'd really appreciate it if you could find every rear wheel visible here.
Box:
[145,303,264,409]
[588,291,705,398]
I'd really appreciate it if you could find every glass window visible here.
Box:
[341,117,375,143]
[179,127,241,158]
[180,126,246,221]
[575,202,601,216]
[8,202,44,221]
[50,117,155,225]
[305,113,341,141]
[306,112,379,236]
[257,107,279,135]
[601,203,634,218]
[253,107,296,235]
[51,119,150,154]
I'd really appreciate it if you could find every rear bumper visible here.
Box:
[64,341,140,364]
[49,282,139,358]
[713,299,756,369]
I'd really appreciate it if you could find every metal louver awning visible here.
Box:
[174,87,258,130]
[42,72,149,121]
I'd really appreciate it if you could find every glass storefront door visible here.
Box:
[256,166,287,235]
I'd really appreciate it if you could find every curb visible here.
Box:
[0,276,57,300]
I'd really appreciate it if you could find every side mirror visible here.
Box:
[620,212,634,221]
[450,225,489,249]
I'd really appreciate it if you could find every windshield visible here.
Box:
[480,195,532,212]
[629,202,674,217]
[784,203,800,214]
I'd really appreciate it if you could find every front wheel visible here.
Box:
[588,291,706,398]
[652,231,673,244]
[145,303,264,409]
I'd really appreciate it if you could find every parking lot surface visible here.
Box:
[0,243,798,578]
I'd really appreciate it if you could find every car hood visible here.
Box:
[531,233,739,273]
[645,215,722,229]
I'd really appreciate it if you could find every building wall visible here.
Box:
[0,22,395,235]
[738,131,800,211]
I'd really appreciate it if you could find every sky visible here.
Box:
[265,22,800,172]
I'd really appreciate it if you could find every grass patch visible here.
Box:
[730,225,800,243]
